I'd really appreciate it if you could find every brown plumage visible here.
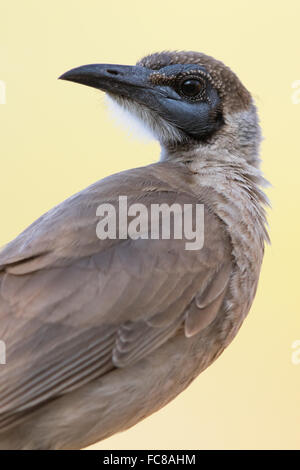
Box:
[0,51,269,449]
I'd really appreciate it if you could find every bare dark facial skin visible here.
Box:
[147,64,225,140]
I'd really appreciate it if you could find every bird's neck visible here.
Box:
[158,102,269,279]
[187,152,270,249]
[160,101,269,245]
[161,104,262,168]
[161,132,270,285]
[181,152,270,329]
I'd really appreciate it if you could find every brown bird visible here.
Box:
[0,51,269,450]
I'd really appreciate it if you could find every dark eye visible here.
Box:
[180,78,203,98]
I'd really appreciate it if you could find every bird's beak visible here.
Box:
[59,63,156,105]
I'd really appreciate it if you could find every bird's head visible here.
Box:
[59,51,261,165]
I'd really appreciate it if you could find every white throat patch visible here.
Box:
[105,93,184,145]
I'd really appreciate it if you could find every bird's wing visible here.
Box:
[0,162,232,430]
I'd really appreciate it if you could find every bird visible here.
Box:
[0,50,269,450]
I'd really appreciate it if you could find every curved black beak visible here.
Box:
[59,64,154,103]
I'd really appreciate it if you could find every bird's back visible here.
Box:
[0,161,235,449]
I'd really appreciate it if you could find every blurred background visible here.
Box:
[0,0,299,450]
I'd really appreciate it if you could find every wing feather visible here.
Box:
[0,162,232,431]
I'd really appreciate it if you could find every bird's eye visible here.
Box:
[180,78,203,98]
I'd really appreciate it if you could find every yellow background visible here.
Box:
[0,0,299,450]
